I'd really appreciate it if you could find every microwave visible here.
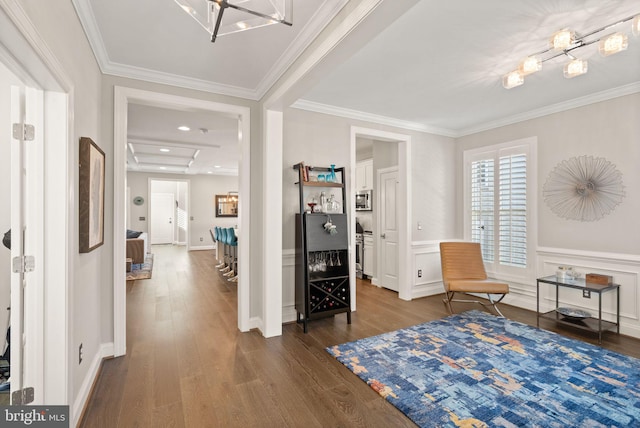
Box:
[355,190,372,211]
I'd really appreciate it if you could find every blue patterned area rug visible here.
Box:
[327,310,640,427]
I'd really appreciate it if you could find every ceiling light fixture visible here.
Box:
[178,125,191,131]
[174,0,293,43]
[160,148,171,152]
[502,13,639,89]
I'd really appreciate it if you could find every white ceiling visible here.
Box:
[73,0,640,175]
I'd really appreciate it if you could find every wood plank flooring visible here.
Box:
[80,245,640,427]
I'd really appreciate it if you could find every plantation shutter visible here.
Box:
[499,154,527,268]
[470,159,495,263]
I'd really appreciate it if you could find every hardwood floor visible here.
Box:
[80,245,640,427]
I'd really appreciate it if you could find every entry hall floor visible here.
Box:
[80,245,640,427]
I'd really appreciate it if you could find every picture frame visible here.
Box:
[79,137,105,253]
[215,193,238,217]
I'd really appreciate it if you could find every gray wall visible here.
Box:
[283,107,457,249]
[457,93,640,255]
[127,171,239,248]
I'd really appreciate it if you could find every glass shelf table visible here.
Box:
[536,275,620,344]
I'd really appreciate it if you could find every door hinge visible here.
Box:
[12,255,35,273]
[12,123,35,141]
[12,387,35,405]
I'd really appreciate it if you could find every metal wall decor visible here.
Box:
[543,155,625,222]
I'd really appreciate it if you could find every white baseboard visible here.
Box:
[283,304,297,323]
[72,342,114,427]
[189,245,214,251]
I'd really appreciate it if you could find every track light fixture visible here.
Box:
[503,14,639,89]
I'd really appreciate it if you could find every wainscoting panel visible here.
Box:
[282,249,297,323]
[412,241,444,299]
[537,247,640,337]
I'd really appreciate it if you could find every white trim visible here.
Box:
[282,249,297,324]
[189,245,215,251]
[72,0,347,101]
[350,126,412,301]
[147,177,190,250]
[457,82,640,137]
[262,109,284,337]
[113,87,252,357]
[295,83,640,139]
[264,0,384,106]
[293,99,457,137]
[462,137,538,283]
[253,0,349,98]
[71,343,113,428]
[0,0,72,410]
[537,247,640,265]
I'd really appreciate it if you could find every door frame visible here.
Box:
[350,126,412,301]
[1,0,72,406]
[113,87,251,357]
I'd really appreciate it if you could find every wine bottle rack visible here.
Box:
[293,162,351,333]
[309,277,349,314]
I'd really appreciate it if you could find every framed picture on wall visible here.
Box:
[215,193,238,217]
[79,137,105,253]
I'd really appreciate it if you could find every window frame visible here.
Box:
[463,137,537,283]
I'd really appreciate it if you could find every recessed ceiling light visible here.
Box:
[214,165,221,168]
[159,166,167,170]
[178,125,190,131]
[160,148,170,152]
[207,171,213,174]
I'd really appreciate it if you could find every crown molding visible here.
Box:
[295,82,640,139]
[73,0,346,101]
[72,0,256,98]
[291,99,458,137]
[457,82,640,137]
[71,0,110,73]
[254,0,348,99]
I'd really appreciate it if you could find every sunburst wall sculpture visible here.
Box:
[543,155,625,222]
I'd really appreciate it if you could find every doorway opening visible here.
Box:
[1,3,71,407]
[147,179,190,247]
[114,87,251,357]
[350,126,412,302]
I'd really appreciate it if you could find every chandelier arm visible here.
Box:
[577,15,637,40]
[225,2,293,26]
[211,2,227,43]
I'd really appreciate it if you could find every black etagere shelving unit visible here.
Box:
[293,162,351,333]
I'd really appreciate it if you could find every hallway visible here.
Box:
[80,245,640,427]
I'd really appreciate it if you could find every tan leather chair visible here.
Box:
[439,242,509,317]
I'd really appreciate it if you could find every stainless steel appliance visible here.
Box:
[355,190,372,211]
[355,233,364,278]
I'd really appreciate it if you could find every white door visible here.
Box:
[9,83,45,404]
[378,168,399,291]
[151,193,175,244]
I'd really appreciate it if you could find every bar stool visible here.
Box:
[219,228,231,273]
[225,227,238,282]
[214,227,225,268]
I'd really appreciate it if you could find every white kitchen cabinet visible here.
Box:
[356,159,373,190]
[363,234,374,277]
